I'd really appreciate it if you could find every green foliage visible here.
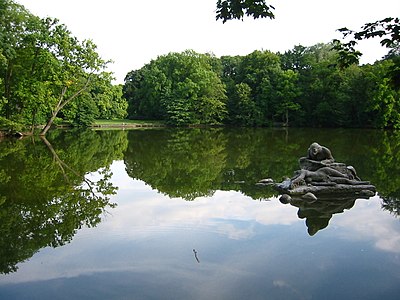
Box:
[332,39,362,68]
[228,82,258,125]
[226,50,283,125]
[216,0,275,23]
[89,74,127,120]
[124,50,227,126]
[123,43,399,129]
[274,70,301,126]
[278,43,385,128]
[364,60,400,129]
[334,17,400,69]
[0,1,126,133]
[72,95,99,127]
[0,116,23,131]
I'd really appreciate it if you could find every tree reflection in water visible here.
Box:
[0,130,127,274]
[123,127,400,232]
[1,128,399,273]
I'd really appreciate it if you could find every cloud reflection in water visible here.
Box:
[1,160,400,300]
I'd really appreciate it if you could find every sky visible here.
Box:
[16,0,400,83]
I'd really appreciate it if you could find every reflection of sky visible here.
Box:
[1,161,400,299]
[332,195,400,253]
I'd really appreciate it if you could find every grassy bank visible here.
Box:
[92,119,166,128]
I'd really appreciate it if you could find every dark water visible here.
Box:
[0,128,399,299]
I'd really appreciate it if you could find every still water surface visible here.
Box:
[0,128,399,299]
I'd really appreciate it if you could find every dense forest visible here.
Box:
[1,0,399,132]
[124,46,399,128]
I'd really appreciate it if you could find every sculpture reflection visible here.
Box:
[279,194,370,236]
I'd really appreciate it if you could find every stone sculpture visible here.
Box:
[274,142,376,200]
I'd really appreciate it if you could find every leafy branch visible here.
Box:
[216,0,275,23]
[333,17,400,68]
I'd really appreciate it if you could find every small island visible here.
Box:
[274,142,376,202]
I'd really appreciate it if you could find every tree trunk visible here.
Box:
[40,110,59,136]
[40,86,67,135]
[284,109,289,127]
[40,77,91,135]
[4,64,13,119]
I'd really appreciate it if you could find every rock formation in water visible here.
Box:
[271,142,376,201]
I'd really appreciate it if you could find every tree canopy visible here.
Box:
[0,0,127,134]
[124,50,227,126]
[216,1,398,89]
[124,45,400,129]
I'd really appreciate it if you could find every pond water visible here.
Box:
[0,128,399,299]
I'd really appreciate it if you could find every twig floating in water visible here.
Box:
[193,249,200,263]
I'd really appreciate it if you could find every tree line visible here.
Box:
[123,45,399,128]
[1,0,399,132]
[0,0,127,134]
